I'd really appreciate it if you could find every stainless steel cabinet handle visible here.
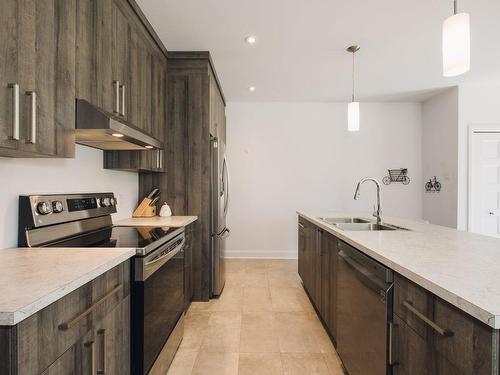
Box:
[58,285,123,330]
[403,301,454,337]
[25,91,36,144]
[97,329,106,374]
[388,322,398,366]
[8,83,19,140]
[120,84,126,116]
[85,340,96,375]
[159,150,163,170]
[113,80,120,114]
[223,156,230,215]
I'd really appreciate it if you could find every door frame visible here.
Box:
[467,124,500,232]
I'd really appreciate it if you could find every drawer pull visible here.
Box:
[58,284,123,331]
[84,340,96,375]
[403,301,454,337]
[97,329,106,374]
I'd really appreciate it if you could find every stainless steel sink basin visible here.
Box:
[333,222,398,231]
[318,217,371,224]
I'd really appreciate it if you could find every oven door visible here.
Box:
[132,233,185,375]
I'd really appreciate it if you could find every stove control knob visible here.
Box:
[109,197,116,206]
[52,201,64,213]
[100,197,111,207]
[36,201,52,215]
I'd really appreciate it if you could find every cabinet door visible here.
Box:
[41,345,77,375]
[76,0,114,114]
[184,224,194,310]
[151,52,167,142]
[320,231,338,339]
[93,297,131,375]
[298,220,306,284]
[112,0,130,119]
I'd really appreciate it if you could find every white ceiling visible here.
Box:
[137,0,500,102]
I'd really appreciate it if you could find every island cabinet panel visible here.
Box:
[298,219,321,309]
[394,274,500,375]
[0,261,130,375]
[320,231,338,339]
[0,0,76,158]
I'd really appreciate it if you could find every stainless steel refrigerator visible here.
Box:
[210,136,230,297]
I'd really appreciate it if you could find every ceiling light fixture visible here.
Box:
[112,133,124,138]
[347,45,360,132]
[249,86,256,92]
[442,0,470,77]
[245,36,257,45]
[145,145,154,149]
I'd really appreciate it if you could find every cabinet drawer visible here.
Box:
[433,297,496,375]
[16,261,130,374]
[394,274,432,339]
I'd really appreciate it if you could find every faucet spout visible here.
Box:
[353,177,382,224]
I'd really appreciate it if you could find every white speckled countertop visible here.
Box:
[0,248,135,326]
[298,211,500,329]
[115,216,197,227]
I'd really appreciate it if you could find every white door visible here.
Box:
[470,132,500,237]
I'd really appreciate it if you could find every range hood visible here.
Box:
[75,99,163,150]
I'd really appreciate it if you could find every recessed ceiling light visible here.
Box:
[245,36,257,45]
[249,86,256,92]
[145,145,154,149]
[112,133,124,138]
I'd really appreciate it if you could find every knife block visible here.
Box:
[132,197,157,218]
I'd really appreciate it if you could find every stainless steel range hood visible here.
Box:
[75,99,163,150]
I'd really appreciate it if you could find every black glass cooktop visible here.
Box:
[46,226,179,251]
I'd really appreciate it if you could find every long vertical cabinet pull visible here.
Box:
[84,340,96,374]
[113,81,120,114]
[97,329,106,374]
[8,83,20,140]
[119,84,126,117]
[25,91,37,144]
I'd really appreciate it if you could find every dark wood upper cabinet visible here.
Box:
[0,0,76,158]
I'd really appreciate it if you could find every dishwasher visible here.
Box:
[336,240,394,375]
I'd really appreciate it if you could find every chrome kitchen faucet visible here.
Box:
[354,177,382,224]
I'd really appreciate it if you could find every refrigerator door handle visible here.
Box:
[223,156,230,215]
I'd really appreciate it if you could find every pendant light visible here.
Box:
[347,45,360,132]
[442,0,470,77]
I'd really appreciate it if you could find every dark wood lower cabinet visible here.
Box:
[184,223,194,310]
[0,261,130,375]
[297,217,500,375]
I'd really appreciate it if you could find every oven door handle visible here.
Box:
[142,237,185,280]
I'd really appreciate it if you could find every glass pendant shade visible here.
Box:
[347,101,360,132]
[442,12,470,77]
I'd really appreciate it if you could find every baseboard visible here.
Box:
[224,250,297,259]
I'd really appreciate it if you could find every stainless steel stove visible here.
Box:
[18,193,186,374]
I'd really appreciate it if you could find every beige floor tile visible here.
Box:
[267,270,302,289]
[209,287,243,312]
[187,301,214,314]
[322,352,344,374]
[281,353,330,375]
[200,311,242,353]
[270,287,314,313]
[266,259,298,271]
[240,312,280,353]
[244,259,268,273]
[275,313,322,353]
[192,352,239,375]
[166,350,199,375]
[179,312,211,351]
[238,353,284,375]
[225,271,247,287]
[242,287,273,312]
[243,271,269,287]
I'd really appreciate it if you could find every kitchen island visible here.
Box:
[297,211,500,375]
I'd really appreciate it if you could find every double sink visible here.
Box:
[317,217,407,231]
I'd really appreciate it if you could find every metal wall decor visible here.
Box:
[425,176,442,192]
[382,169,410,185]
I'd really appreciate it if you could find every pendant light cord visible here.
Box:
[454,0,457,14]
[352,51,355,102]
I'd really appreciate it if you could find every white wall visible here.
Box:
[457,85,500,230]
[0,145,138,249]
[422,87,459,228]
[226,102,423,258]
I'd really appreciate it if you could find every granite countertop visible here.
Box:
[115,216,198,227]
[0,247,135,326]
[298,211,500,329]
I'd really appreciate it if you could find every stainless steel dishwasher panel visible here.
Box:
[336,241,393,375]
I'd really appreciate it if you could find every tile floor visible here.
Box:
[167,259,344,375]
